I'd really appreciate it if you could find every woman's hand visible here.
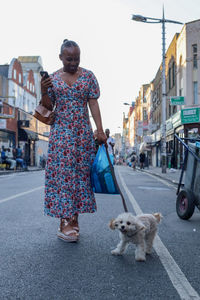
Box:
[97,131,107,144]
[41,76,53,94]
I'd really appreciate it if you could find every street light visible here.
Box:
[132,8,183,173]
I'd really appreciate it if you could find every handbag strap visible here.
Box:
[105,145,128,213]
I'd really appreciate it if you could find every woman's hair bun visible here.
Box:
[63,39,68,43]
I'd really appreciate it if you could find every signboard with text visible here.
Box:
[170,96,185,106]
[181,108,200,124]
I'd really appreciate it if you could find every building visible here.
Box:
[168,19,200,168]
[0,56,49,166]
[18,56,50,166]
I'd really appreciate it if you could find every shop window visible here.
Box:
[193,81,198,104]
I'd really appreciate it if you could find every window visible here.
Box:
[30,83,32,92]
[193,81,198,104]
[192,44,198,69]
[19,73,21,83]
[168,67,171,90]
[172,62,175,86]
[143,108,147,120]
[13,69,17,79]
[27,80,29,89]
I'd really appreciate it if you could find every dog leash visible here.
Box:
[105,145,128,213]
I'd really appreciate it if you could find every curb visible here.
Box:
[0,168,44,176]
[137,168,180,186]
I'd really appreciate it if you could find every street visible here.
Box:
[0,167,200,300]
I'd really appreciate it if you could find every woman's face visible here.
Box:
[59,46,80,74]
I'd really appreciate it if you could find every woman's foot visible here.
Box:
[57,219,79,242]
[69,215,79,233]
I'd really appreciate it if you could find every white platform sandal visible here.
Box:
[57,219,79,242]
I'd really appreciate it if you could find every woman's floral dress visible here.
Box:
[44,68,100,219]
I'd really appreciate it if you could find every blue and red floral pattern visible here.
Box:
[44,68,100,218]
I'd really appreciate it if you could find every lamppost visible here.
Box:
[132,9,183,173]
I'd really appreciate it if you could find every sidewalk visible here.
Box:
[137,166,184,186]
[0,166,43,176]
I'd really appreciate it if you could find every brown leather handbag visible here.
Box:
[33,103,55,125]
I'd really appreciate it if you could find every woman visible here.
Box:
[41,39,107,242]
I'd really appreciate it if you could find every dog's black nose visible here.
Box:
[121,225,125,230]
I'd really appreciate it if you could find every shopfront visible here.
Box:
[166,108,200,169]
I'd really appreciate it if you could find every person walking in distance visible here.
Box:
[139,151,146,169]
[41,39,107,242]
[105,129,115,155]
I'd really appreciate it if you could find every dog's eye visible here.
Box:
[115,223,118,227]
[120,221,123,224]
[127,222,131,225]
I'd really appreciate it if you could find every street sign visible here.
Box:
[181,108,200,124]
[170,96,185,105]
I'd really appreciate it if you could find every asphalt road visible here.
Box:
[0,167,200,300]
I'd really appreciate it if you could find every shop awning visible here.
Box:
[18,128,38,141]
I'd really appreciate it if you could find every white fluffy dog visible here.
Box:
[109,212,162,261]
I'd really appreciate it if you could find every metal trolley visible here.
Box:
[175,134,200,220]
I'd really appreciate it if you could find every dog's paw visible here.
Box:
[146,249,152,255]
[135,255,146,262]
[111,249,122,256]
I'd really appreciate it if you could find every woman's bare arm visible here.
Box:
[88,99,107,143]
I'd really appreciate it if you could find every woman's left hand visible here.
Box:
[97,132,107,144]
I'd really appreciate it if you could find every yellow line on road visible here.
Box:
[0,186,44,204]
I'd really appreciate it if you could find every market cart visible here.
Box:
[175,133,200,220]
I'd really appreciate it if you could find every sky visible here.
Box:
[1,0,200,135]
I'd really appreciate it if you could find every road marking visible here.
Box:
[117,168,200,300]
[142,171,177,190]
[137,186,170,191]
[0,186,44,204]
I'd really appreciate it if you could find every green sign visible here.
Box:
[170,96,185,105]
[181,108,200,124]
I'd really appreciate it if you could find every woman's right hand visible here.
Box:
[41,76,53,94]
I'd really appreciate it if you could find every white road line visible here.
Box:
[141,171,177,190]
[0,186,44,204]
[117,168,200,300]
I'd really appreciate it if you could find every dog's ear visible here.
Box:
[109,219,116,230]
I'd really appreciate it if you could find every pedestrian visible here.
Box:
[105,129,115,155]
[41,39,107,242]
[131,154,136,170]
[13,145,26,169]
[139,151,145,169]
[5,148,16,170]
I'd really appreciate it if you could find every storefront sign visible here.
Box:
[181,108,200,124]
[170,96,185,106]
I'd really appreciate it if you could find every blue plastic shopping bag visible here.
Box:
[91,145,119,194]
